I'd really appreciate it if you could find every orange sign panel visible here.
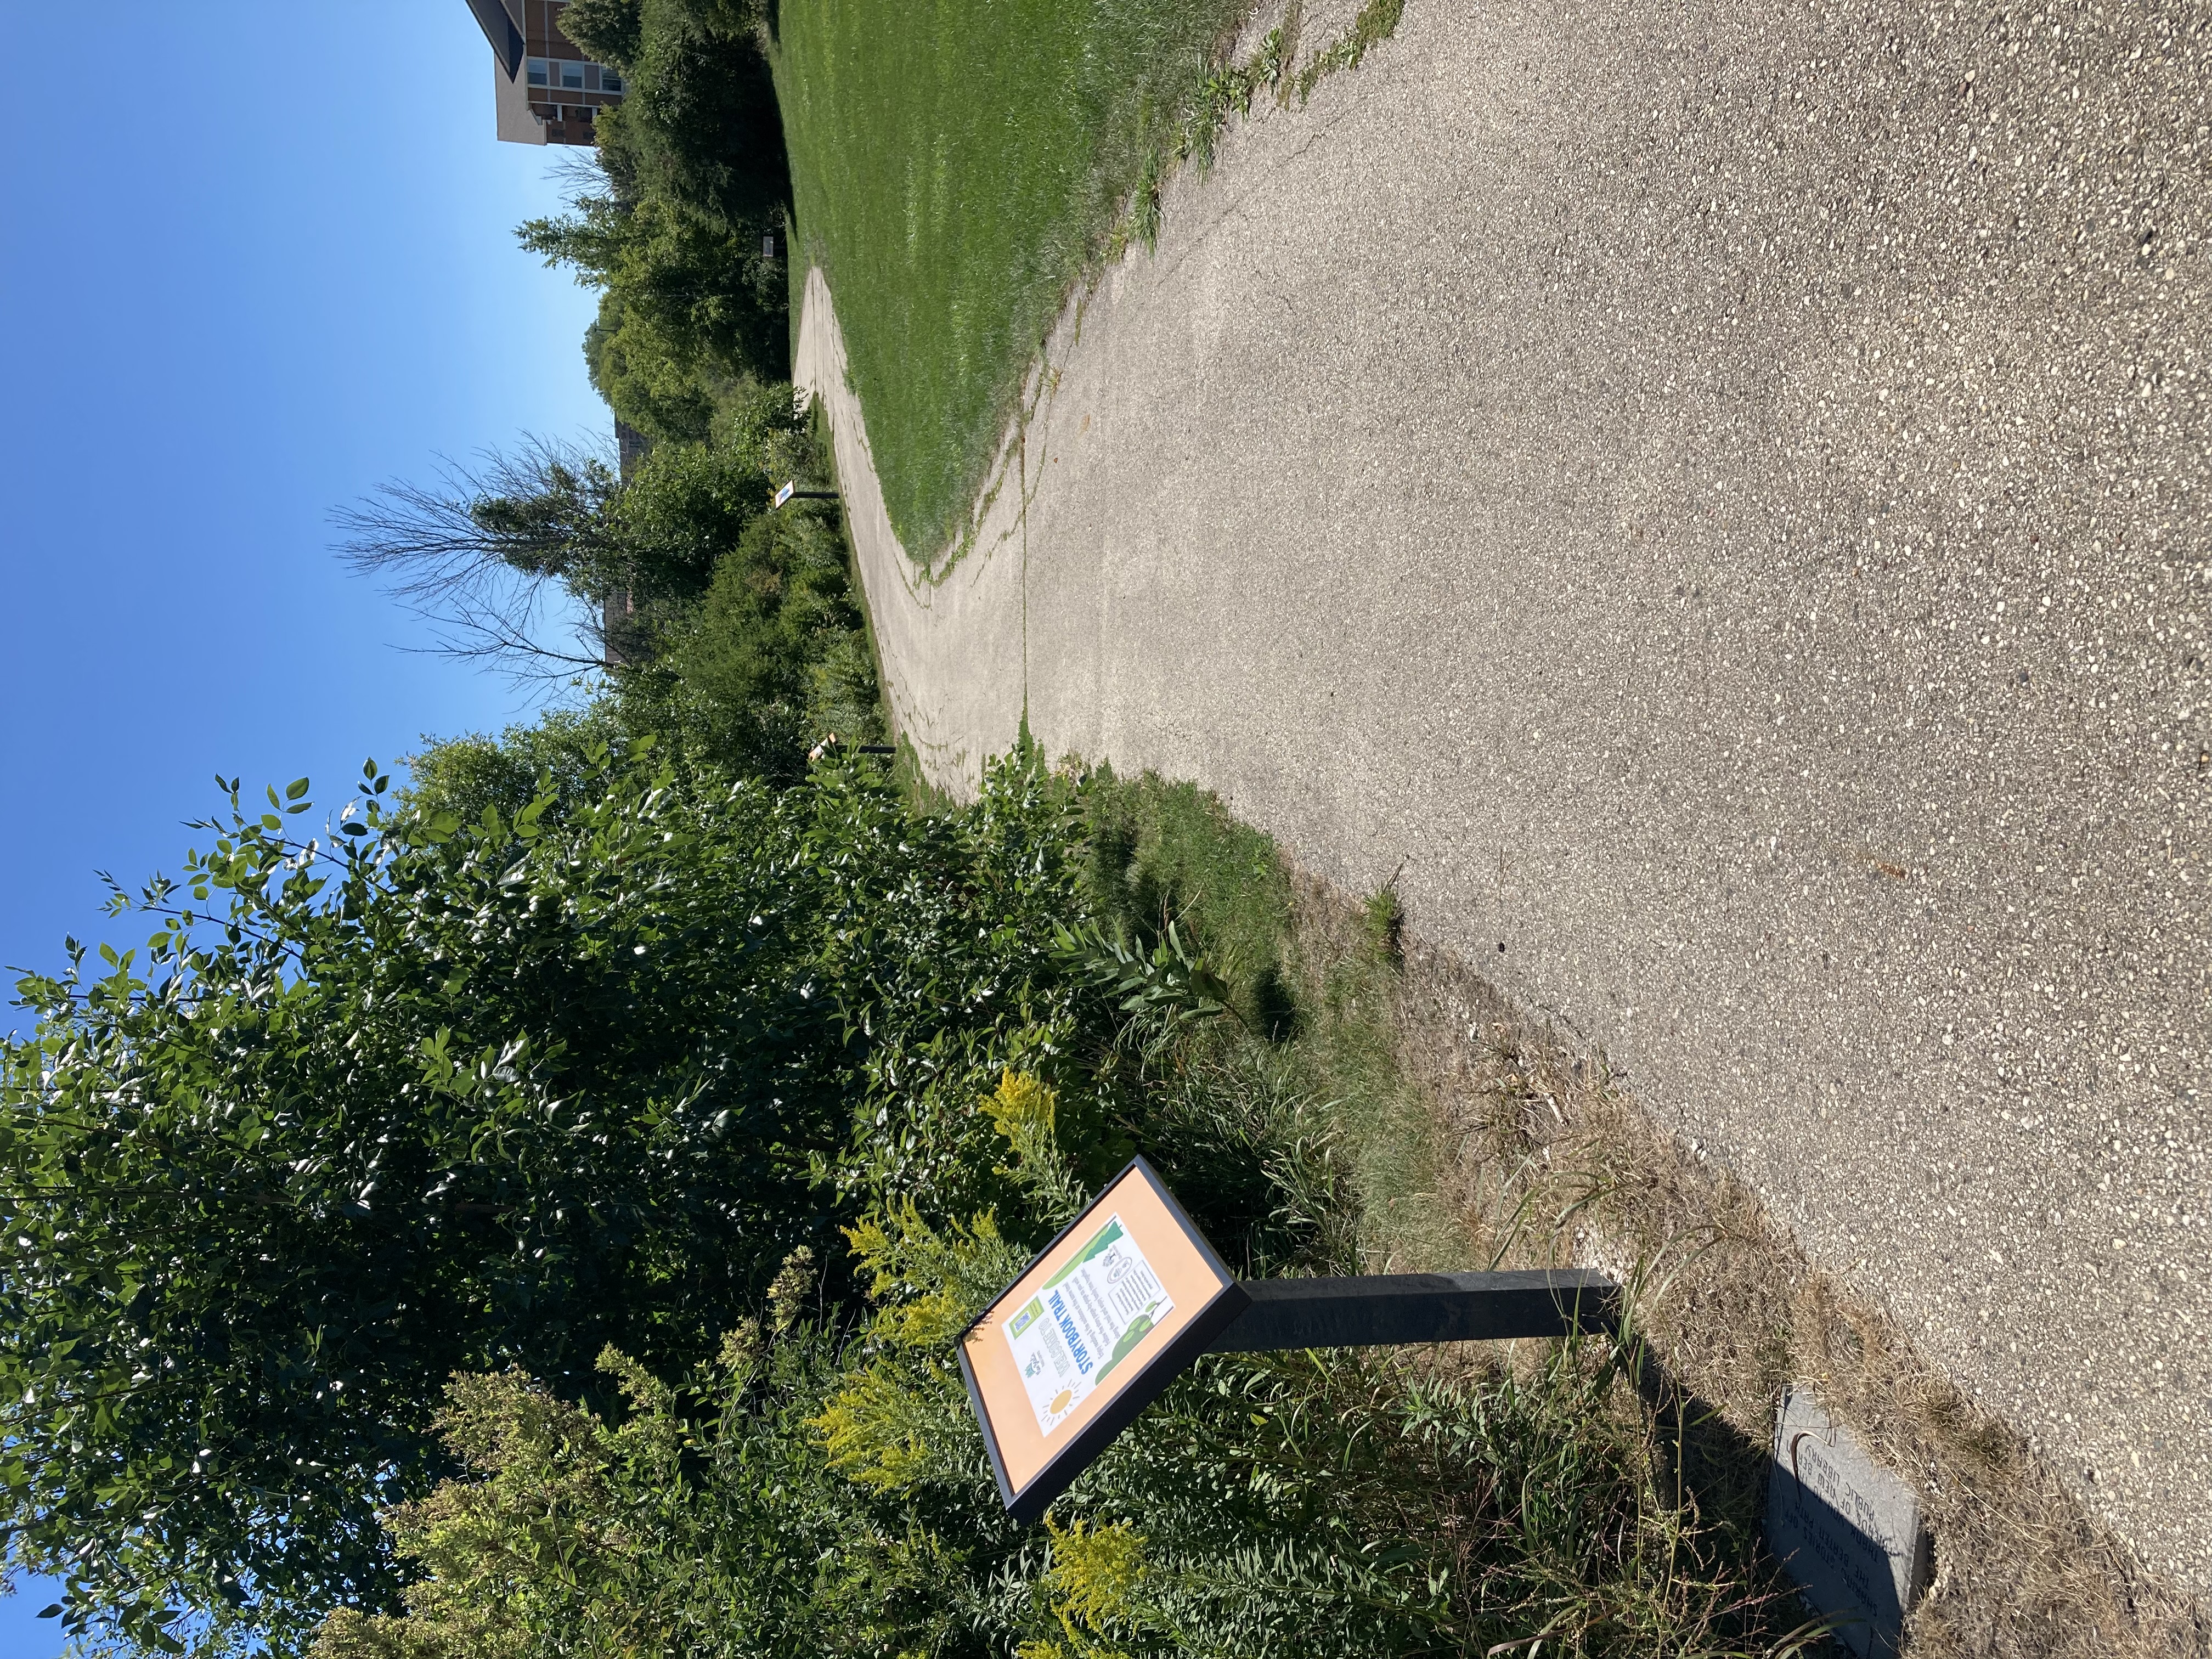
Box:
[958,1156,1248,1520]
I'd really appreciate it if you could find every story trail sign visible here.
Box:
[957,1155,1619,1521]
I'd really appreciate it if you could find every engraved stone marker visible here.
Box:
[1767,1387,1932,1658]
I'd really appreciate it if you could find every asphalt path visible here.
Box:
[799,0,2212,1600]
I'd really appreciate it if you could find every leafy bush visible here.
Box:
[308,1333,901,1659]
[627,494,874,772]
[579,391,885,779]
[397,704,639,825]
[530,0,791,442]
[566,0,785,235]
[551,198,786,445]
[559,0,646,68]
[314,1042,1821,1658]
[0,751,1098,1655]
[599,383,804,613]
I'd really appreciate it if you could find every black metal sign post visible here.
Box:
[1205,1267,1617,1353]
[956,1156,1618,1522]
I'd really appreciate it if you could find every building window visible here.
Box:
[526,57,548,86]
[559,60,585,88]
[583,62,600,91]
[600,69,624,94]
[567,105,592,125]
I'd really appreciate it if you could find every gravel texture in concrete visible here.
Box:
[798,0,2212,1599]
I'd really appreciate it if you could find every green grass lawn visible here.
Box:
[771,0,1250,562]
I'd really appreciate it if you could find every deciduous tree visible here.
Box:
[0,750,1087,1654]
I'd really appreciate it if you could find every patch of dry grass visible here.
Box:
[1061,766,2204,1655]
[1351,883,2211,1659]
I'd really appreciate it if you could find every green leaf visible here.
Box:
[285,777,311,802]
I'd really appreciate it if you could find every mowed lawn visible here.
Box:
[772,0,1248,561]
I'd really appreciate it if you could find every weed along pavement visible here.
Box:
[804,0,2212,1605]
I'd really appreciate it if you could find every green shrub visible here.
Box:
[0,751,1101,1654]
[607,399,789,599]
[596,385,882,781]
[552,195,786,443]
[645,503,874,763]
[529,0,792,442]
[398,703,639,823]
[321,1039,1819,1658]
[580,291,725,444]
[559,0,645,67]
[308,1334,900,1659]
[601,1,787,236]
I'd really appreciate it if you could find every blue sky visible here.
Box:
[0,3,608,1647]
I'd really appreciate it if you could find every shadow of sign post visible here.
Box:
[956,1155,1619,1522]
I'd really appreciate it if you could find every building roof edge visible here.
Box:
[464,0,527,78]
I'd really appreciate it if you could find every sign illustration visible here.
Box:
[1003,1214,1174,1436]
[957,1157,1246,1521]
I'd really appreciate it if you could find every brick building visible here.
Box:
[465,1,626,146]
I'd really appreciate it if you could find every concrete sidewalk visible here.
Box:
[799,0,2210,1601]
